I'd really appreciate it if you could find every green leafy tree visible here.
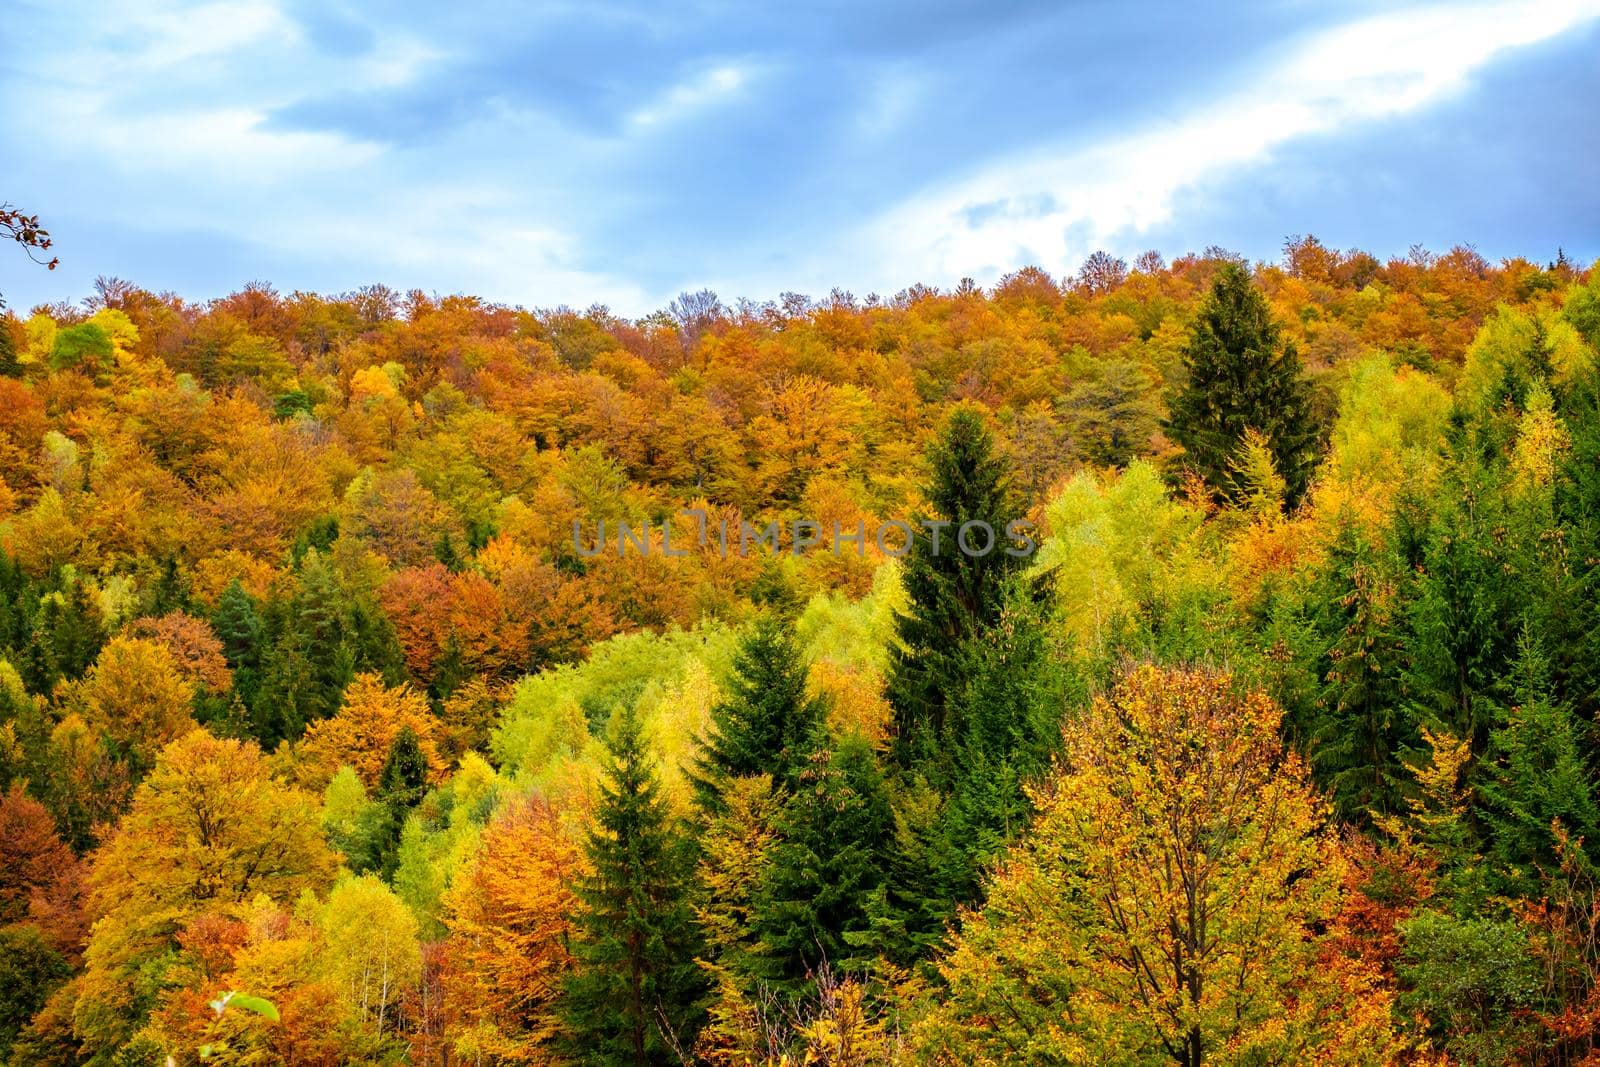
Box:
[563,705,707,1064]
[1398,912,1543,1064]
[1165,262,1319,505]
[0,926,70,1056]
[320,766,390,875]
[886,406,1026,767]
[48,323,113,377]
[1063,358,1160,468]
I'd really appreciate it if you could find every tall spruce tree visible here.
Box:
[0,318,20,378]
[563,704,706,1064]
[751,733,894,991]
[210,579,263,714]
[1478,631,1600,883]
[22,577,104,694]
[886,406,1025,767]
[691,615,826,816]
[372,726,429,877]
[1304,518,1414,821]
[377,726,428,811]
[1165,261,1319,506]
[251,550,405,747]
[883,579,1072,956]
[1554,369,1600,731]
[1403,451,1524,754]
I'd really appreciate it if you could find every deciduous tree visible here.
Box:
[918,666,1398,1064]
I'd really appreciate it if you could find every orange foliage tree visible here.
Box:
[295,673,442,789]
[442,793,585,1062]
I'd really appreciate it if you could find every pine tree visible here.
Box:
[211,580,261,666]
[377,726,428,811]
[22,579,105,694]
[1478,631,1600,883]
[372,726,430,877]
[252,633,321,747]
[1165,262,1319,506]
[691,615,826,816]
[0,554,28,659]
[251,552,405,747]
[752,734,893,991]
[886,406,1025,767]
[1403,453,1523,753]
[563,705,706,1064]
[1554,369,1600,731]
[1305,517,1414,821]
[0,318,20,378]
[884,579,1070,956]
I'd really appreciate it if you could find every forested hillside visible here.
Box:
[2,240,1599,1064]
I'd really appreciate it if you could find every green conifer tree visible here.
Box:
[0,318,20,379]
[1554,369,1600,730]
[1478,631,1600,883]
[691,615,826,817]
[371,725,429,878]
[886,406,1025,767]
[884,581,1071,956]
[1165,261,1319,506]
[377,726,429,812]
[22,579,104,694]
[563,704,707,1064]
[1305,518,1415,821]
[752,734,893,990]
[251,551,405,747]
[1403,455,1523,753]
[210,580,263,717]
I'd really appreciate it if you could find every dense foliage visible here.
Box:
[1,240,1598,1063]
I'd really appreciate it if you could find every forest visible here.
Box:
[1,238,1599,1064]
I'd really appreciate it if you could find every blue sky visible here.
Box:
[2,0,1598,314]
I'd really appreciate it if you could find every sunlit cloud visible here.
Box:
[863,0,1600,286]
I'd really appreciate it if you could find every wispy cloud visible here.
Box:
[628,63,754,129]
[861,0,1600,285]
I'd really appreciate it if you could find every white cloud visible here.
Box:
[628,63,751,128]
[862,0,1600,285]
[121,0,295,69]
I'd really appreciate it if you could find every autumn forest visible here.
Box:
[2,240,1600,1064]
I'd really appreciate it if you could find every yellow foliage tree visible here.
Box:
[73,729,336,1058]
[917,666,1400,1065]
[693,775,782,1065]
[67,634,197,775]
[318,873,423,1039]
